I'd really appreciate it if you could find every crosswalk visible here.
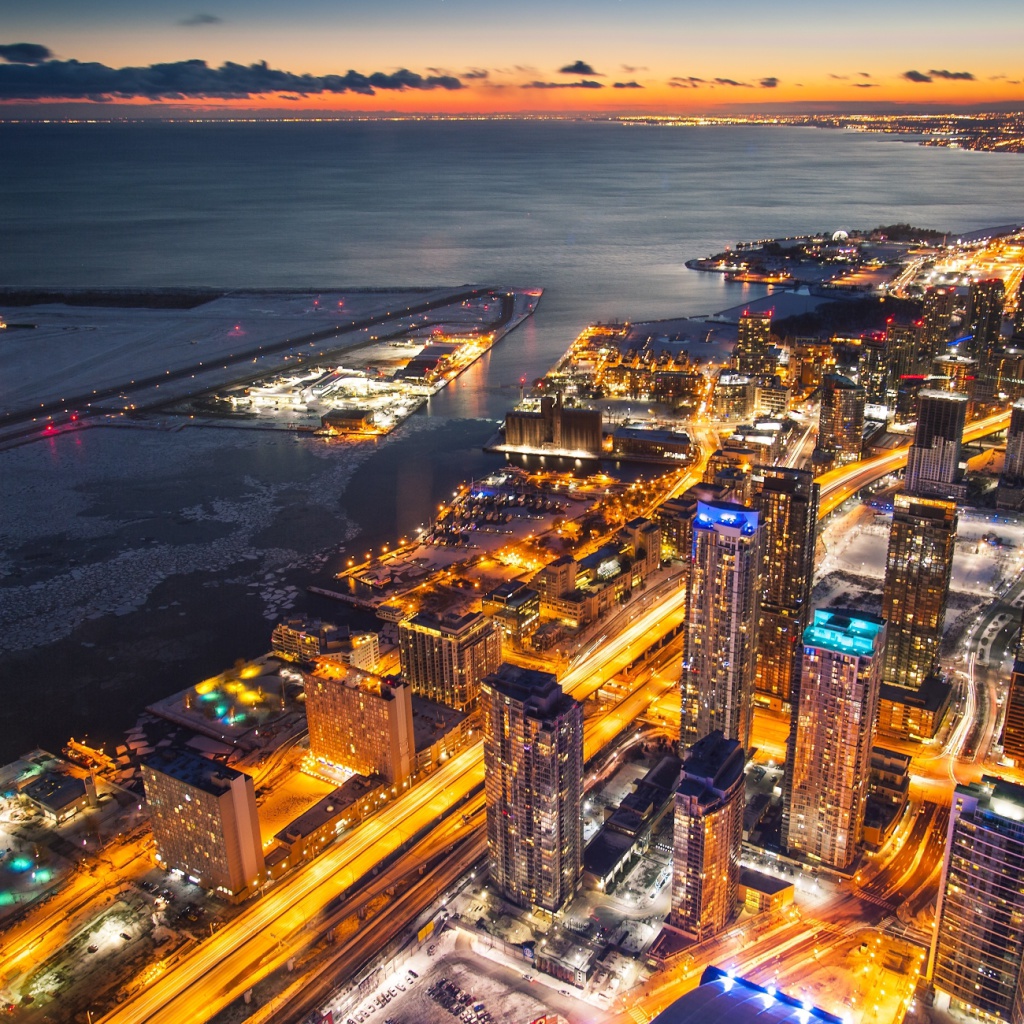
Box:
[854,888,896,911]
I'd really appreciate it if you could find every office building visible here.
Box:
[880,494,957,693]
[969,277,1006,353]
[815,374,865,468]
[903,389,968,499]
[303,660,414,786]
[670,732,745,941]
[922,286,957,357]
[481,664,583,913]
[733,311,775,377]
[681,501,762,752]
[481,580,540,646]
[753,466,819,709]
[398,610,501,711]
[143,748,265,901]
[932,776,1024,1022]
[782,610,886,869]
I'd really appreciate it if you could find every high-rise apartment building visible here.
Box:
[753,466,819,709]
[681,500,762,752]
[481,664,583,913]
[734,311,775,377]
[903,389,968,499]
[702,449,754,505]
[782,610,885,869]
[932,776,1024,1022]
[998,399,1024,510]
[143,748,265,901]
[815,374,865,468]
[398,610,501,711]
[880,494,957,692]
[670,732,745,941]
[969,277,1006,353]
[922,286,957,357]
[303,660,414,786]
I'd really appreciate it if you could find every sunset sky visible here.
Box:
[1,0,1022,115]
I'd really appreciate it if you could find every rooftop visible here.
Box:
[804,608,885,659]
[142,747,249,796]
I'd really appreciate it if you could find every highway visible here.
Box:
[96,575,690,1024]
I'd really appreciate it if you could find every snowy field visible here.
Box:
[818,504,1024,598]
[0,288,499,416]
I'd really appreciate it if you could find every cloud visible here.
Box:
[929,69,975,80]
[559,60,601,76]
[463,68,489,80]
[759,77,779,89]
[669,76,705,88]
[621,64,647,74]
[613,80,643,89]
[0,42,53,64]
[852,83,879,88]
[178,13,222,27]
[0,57,465,100]
[903,70,933,83]
[522,79,603,89]
[714,77,752,87]
[858,72,871,78]
[829,74,849,80]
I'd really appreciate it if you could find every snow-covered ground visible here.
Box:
[0,288,502,416]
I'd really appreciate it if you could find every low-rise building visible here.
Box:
[876,674,952,742]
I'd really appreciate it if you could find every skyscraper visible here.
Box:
[922,286,957,357]
[815,373,865,468]
[398,610,501,711]
[681,500,763,751]
[969,277,1006,353]
[932,776,1024,1022]
[880,494,957,692]
[782,610,886,869]
[143,748,265,901]
[670,732,745,941]
[481,663,583,913]
[303,660,415,786]
[1000,607,1024,764]
[903,388,968,499]
[753,466,819,709]
[734,311,775,377]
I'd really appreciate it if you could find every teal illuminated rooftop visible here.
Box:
[804,609,885,659]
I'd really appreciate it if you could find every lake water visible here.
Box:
[0,120,1021,759]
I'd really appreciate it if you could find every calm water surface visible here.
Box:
[0,121,1021,758]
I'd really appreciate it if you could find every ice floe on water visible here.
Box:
[0,421,416,654]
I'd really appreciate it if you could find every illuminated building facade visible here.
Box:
[969,277,1006,353]
[303,660,414,786]
[481,664,583,913]
[782,610,885,869]
[702,448,754,505]
[481,580,541,645]
[815,374,864,468]
[712,373,756,421]
[922,286,956,356]
[998,399,1024,510]
[143,748,265,901]
[670,732,745,941]
[733,311,775,377]
[753,466,819,709]
[681,501,762,752]
[503,393,602,455]
[904,389,968,499]
[398,610,501,711]
[932,776,1024,1022]
[880,494,957,693]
